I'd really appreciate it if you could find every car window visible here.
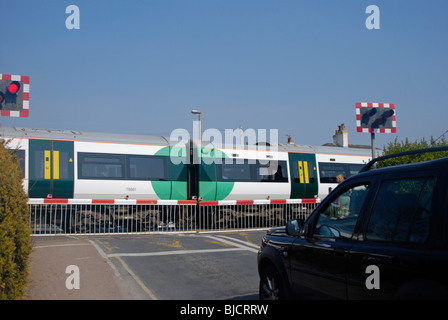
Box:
[315,184,370,238]
[366,177,435,243]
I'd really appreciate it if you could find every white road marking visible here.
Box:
[32,243,91,249]
[107,247,243,258]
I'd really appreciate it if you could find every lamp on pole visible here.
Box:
[191,109,202,141]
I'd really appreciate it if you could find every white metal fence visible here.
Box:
[28,198,320,235]
[199,199,319,231]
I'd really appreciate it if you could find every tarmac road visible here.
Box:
[25,231,266,300]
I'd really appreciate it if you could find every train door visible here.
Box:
[289,153,318,199]
[29,140,74,198]
[187,163,198,200]
[187,140,199,200]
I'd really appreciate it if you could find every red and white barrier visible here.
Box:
[199,198,320,206]
[28,198,320,235]
[28,198,197,205]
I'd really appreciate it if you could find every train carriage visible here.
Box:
[1,126,372,201]
[193,140,291,201]
[193,141,372,201]
[2,127,188,200]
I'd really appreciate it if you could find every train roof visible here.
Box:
[276,142,372,156]
[196,139,373,157]
[0,127,170,146]
[1,127,373,156]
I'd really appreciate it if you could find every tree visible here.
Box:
[378,136,448,168]
[0,141,31,300]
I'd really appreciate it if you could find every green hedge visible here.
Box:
[0,142,31,300]
[378,136,448,168]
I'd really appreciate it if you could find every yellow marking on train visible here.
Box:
[53,150,60,180]
[298,161,310,184]
[303,161,310,184]
[44,150,51,180]
[298,161,304,183]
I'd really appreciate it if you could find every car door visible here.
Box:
[347,174,438,299]
[289,182,371,299]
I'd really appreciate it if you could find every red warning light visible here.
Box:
[0,74,30,117]
[7,81,20,94]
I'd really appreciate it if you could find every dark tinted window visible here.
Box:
[78,153,124,179]
[256,160,288,182]
[366,177,434,243]
[315,184,370,238]
[218,159,288,183]
[33,150,45,179]
[128,155,167,180]
[78,152,168,181]
[319,162,364,183]
[220,159,252,181]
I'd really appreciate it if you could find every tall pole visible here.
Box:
[371,132,376,159]
[191,110,202,141]
[198,112,202,141]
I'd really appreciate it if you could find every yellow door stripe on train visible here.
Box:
[298,161,310,184]
[53,151,60,180]
[44,150,51,180]
[44,150,60,180]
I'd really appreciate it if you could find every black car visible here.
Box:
[257,147,448,299]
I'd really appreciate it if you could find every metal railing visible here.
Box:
[198,199,319,231]
[28,198,320,235]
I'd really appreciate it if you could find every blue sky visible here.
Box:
[1,0,447,149]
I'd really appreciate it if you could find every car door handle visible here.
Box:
[363,255,395,263]
[333,247,346,256]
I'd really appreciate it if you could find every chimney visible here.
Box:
[287,135,294,144]
[333,123,348,147]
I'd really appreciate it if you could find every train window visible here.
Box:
[220,159,252,182]
[128,155,168,181]
[78,153,124,179]
[33,150,45,179]
[256,160,288,182]
[78,152,169,181]
[319,162,364,184]
[218,159,288,183]
[348,163,364,177]
[58,151,70,179]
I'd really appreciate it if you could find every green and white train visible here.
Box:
[2,127,372,201]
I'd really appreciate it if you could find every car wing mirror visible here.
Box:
[318,224,341,237]
[286,219,304,236]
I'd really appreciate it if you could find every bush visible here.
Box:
[378,136,448,168]
[0,142,31,300]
